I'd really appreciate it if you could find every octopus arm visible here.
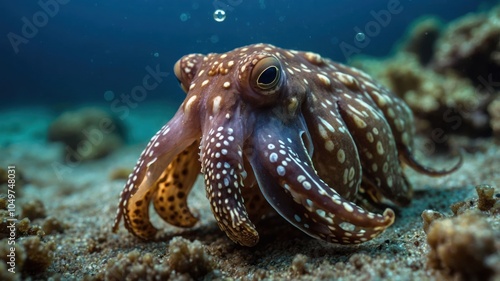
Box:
[152,141,200,228]
[398,145,463,176]
[250,116,395,243]
[112,110,200,240]
[303,95,362,200]
[364,86,463,176]
[337,96,412,206]
[200,114,259,246]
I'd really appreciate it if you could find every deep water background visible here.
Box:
[0,0,497,108]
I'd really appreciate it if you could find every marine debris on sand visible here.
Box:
[422,185,499,280]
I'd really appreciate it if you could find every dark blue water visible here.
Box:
[0,0,494,107]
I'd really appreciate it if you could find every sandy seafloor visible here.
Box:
[0,102,499,281]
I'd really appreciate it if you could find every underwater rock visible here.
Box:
[401,16,442,65]
[352,54,487,138]
[0,197,44,239]
[47,107,125,162]
[21,236,56,275]
[42,216,68,235]
[449,185,500,215]
[100,250,171,281]
[290,254,310,275]
[0,241,25,280]
[426,212,497,280]
[352,7,500,144]
[167,237,214,279]
[475,185,500,212]
[422,185,500,280]
[0,236,55,278]
[98,238,216,281]
[421,209,444,234]
[432,7,500,86]
[21,199,46,221]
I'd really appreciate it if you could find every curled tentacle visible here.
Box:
[249,116,395,243]
[113,110,200,239]
[399,146,463,176]
[358,80,464,177]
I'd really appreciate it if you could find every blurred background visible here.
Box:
[0,0,495,107]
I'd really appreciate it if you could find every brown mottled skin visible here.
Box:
[113,44,461,246]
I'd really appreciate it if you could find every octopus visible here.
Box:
[112,43,461,246]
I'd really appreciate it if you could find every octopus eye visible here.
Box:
[257,66,279,88]
[252,57,281,91]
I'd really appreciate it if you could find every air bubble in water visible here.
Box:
[213,9,226,22]
[355,32,366,42]
[180,13,190,22]
[210,35,219,44]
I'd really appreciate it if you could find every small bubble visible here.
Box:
[279,16,285,22]
[104,90,115,101]
[180,12,190,22]
[210,35,219,44]
[355,32,366,42]
[153,52,159,57]
[213,9,226,22]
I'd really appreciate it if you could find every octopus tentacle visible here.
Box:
[361,82,463,176]
[152,141,200,228]
[250,116,395,243]
[112,110,200,239]
[303,94,362,200]
[248,156,390,244]
[363,84,417,149]
[338,96,412,206]
[200,116,258,246]
[399,146,463,176]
